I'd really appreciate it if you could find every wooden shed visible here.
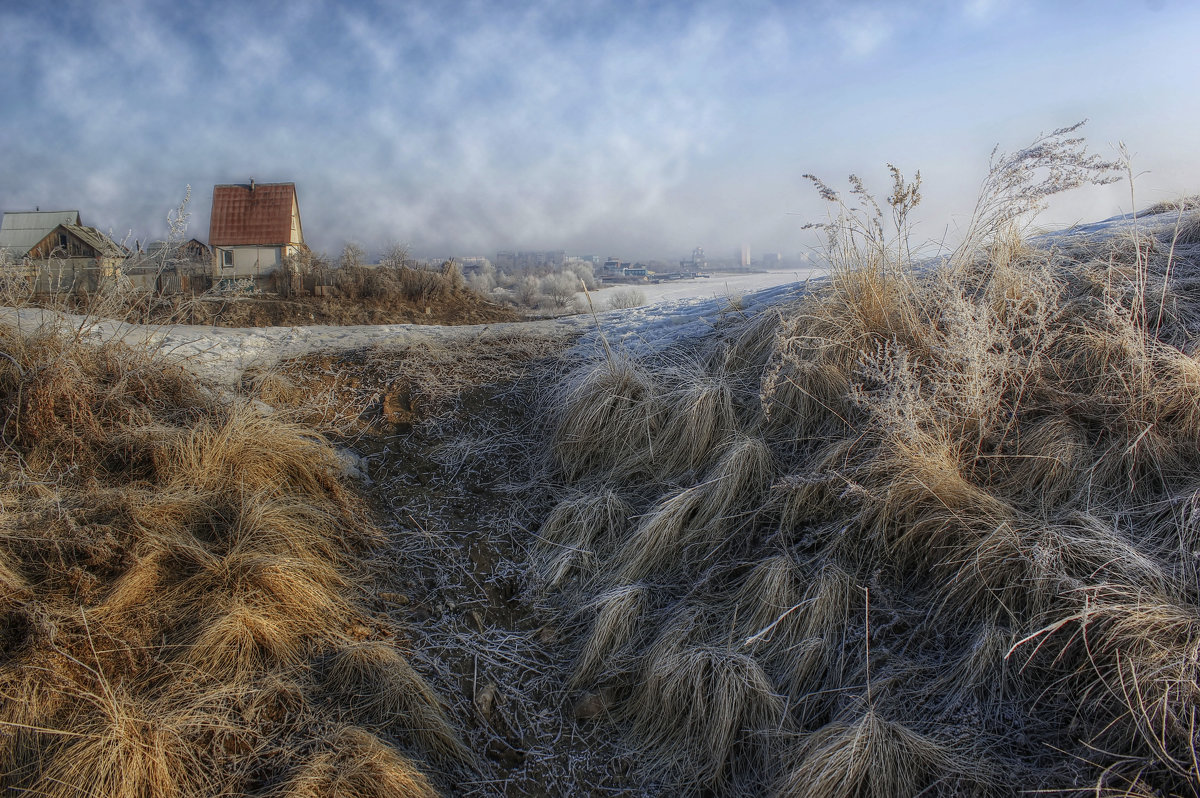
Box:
[22,223,128,295]
[0,210,82,260]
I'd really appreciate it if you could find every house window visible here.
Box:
[222,250,233,268]
[58,233,68,249]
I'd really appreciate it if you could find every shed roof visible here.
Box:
[55,224,127,258]
[209,183,300,247]
[143,238,210,257]
[0,210,82,257]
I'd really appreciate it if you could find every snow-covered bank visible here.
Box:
[578,268,824,309]
[0,273,817,387]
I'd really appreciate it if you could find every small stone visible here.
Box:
[475,682,498,721]
[572,692,607,721]
[380,387,416,426]
[485,737,523,767]
[379,592,410,605]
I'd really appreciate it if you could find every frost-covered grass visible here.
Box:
[533,127,1200,795]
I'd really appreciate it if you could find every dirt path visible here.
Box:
[258,342,652,795]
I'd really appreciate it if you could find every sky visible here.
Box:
[1,0,1198,262]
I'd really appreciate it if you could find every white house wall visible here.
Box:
[215,246,282,277]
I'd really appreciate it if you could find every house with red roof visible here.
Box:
[208,180,304,289]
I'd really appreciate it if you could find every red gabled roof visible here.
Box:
[208,182,299,246]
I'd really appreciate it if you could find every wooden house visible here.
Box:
[142,238,211,264]
[132,238,213,293]
[208,181,304,291]
[21,223,128,295]
[0,210,82,260]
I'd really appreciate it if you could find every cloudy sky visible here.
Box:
[1,0,1197,261]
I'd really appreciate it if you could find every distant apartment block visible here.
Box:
[494,250,566,271]
[680,246,707,271]
[457,256,492,273]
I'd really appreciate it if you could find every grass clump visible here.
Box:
[775,708,978,798]
[324,641,471,765]
[0,325,467,794]
[277,726,439,798]
[533,125,1200,794]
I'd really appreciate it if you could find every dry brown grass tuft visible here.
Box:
[185,599,310,679]
[277,726,439,798]
[0,324,462,794]
[160,406,351,502]
[325,641,472,765]
[536,489,631,552]
[28,693,209,798]
[654,364,738,477]
[244,367,309,408]
[632,639,784,788]
[572,583,652,688]
[734,553,805,652]
[535,490,632,590]
[616,486,705,582]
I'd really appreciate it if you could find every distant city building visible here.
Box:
[761,252,782,267]
[493,250,565,271]
[680,246,707,271]
[738,244,751,268]
[457,256,492,273]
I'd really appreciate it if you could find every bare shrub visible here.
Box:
[566,261,598,290]
[541,272,578,308]
[606,288,645,309]
[339,242,366,270]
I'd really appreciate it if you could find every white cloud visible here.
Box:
[829,10,894,58]
[961,0,1009,23]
